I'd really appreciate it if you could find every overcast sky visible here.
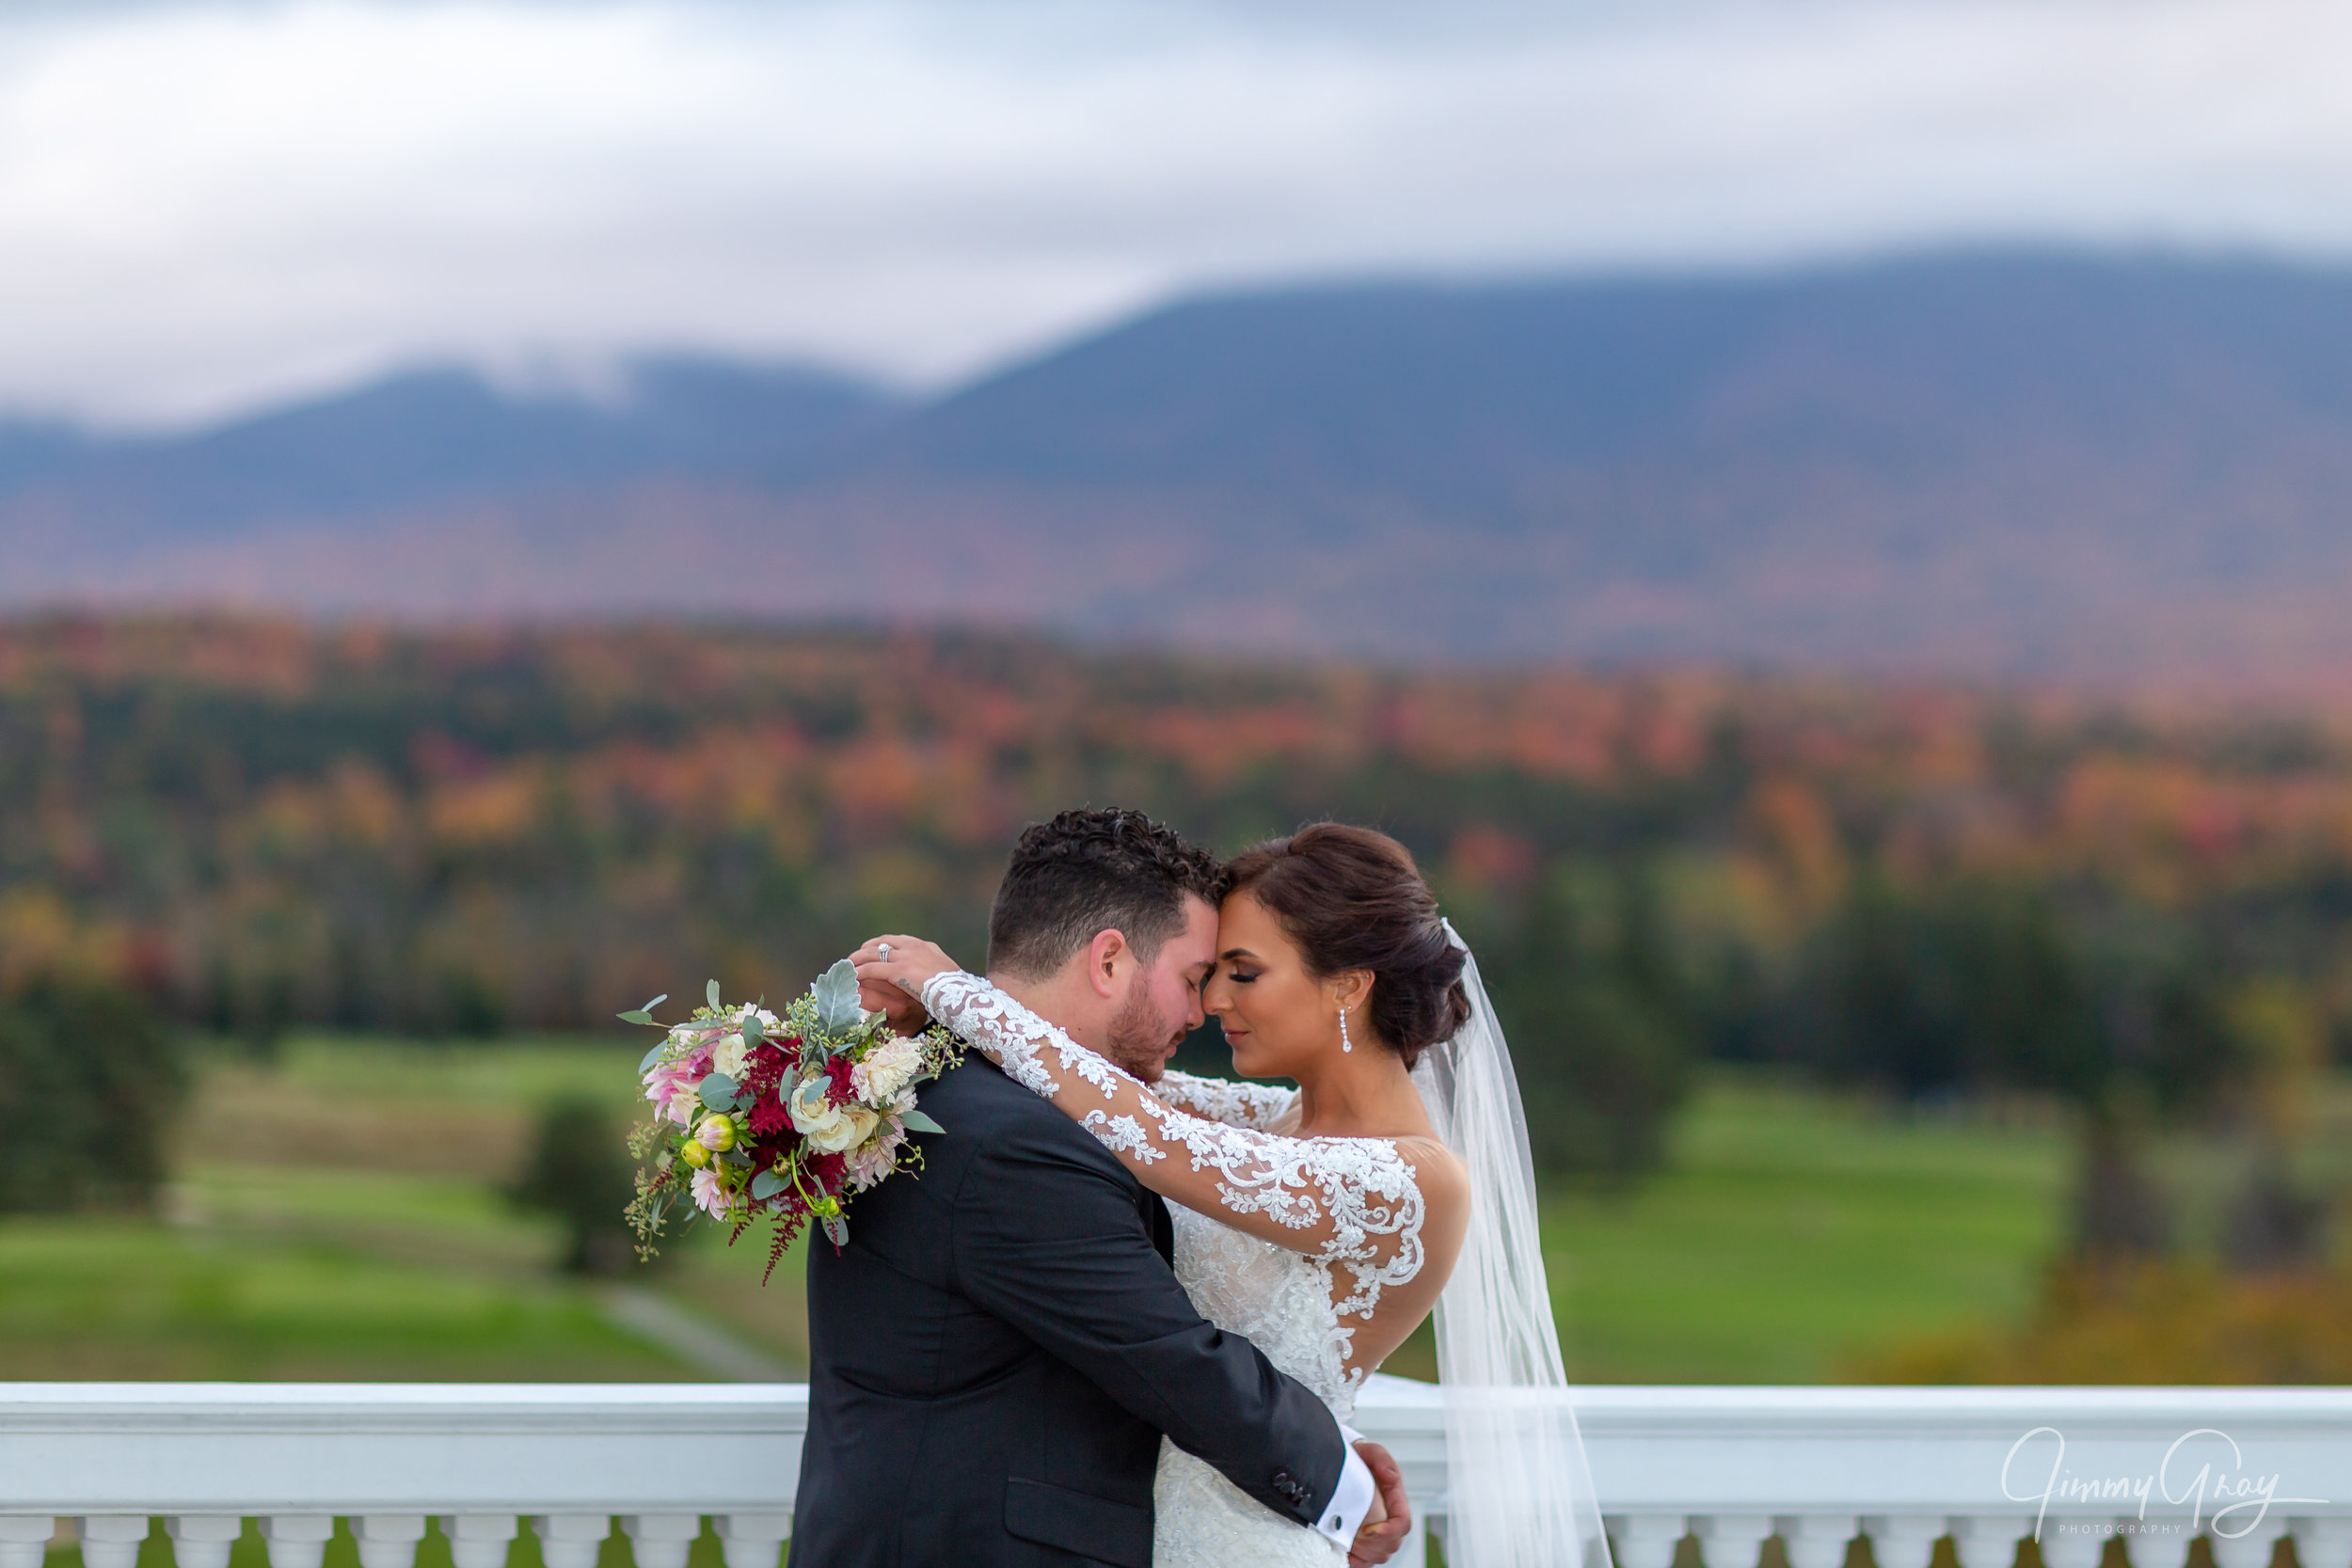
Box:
[5,0,2350,427]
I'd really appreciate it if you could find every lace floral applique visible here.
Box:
[923,970,1426,1336]
[1154,1069,1297,1132]
[1083,1110,1168,1163]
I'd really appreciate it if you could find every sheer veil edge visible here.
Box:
[1408,922,1614,1568]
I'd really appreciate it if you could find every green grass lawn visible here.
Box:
[0,1034,2081,1386]
[1371,1071,2073,1384]
[1542,1074,2072,1382]
[0,1213,694,1381]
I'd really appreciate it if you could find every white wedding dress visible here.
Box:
[919,973,1427,1568]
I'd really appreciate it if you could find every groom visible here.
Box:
[793,808,1411,1568]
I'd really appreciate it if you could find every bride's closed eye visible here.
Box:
[1224,964,1261,984]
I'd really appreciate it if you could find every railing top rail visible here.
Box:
[0,1380,2346,1524]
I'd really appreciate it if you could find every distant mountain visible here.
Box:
[0,357,897,545]
[8,253,2352,692]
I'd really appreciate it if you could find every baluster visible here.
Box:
[620,1515,700,1568]
[262,1516,335,1568]
[73,1516,152,1568]
[2209,1525,2287,1568]
[533,1516,611,1568]
[1951,1516,2034,1568]
[1863,1513,1947,1568]
[439,1515,519,1568]
[355,1517,427,1568]
[1785,1514,1860,1568]
[712,1514,787,1568]
[1612,1514,1692,1568]
[2293,1519,2352,1568]
[2132,1520,2195,1568]
[0,1518,56,1568]
[167,1517,245,1568]
[2036,1519,2109,1568]
[1700,1513,1779,1568]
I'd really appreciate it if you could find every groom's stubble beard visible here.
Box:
[1103,975,1184,1084]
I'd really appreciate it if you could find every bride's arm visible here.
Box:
[853,942,1423,1286]
[1152,1069,1298,1132]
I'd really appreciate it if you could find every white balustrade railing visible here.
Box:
[3,1380,2346,1568]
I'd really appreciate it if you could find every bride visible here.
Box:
[854,823,1609,1568]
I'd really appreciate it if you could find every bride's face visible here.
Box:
[1204,891,1339,1080]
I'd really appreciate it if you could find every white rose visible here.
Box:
[788,1076,881,1154]
[711,1029,751,1081]
[852,1037,923,1105]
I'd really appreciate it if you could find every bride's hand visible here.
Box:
[851,936,960,1016]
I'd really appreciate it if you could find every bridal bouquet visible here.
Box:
[621,961,961,1277]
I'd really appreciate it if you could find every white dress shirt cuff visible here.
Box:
[1313,1425,1377,1547]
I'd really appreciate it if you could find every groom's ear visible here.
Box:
[1085,927,1132,998]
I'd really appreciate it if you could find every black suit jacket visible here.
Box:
[791,1054,1347,1568]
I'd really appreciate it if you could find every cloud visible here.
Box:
[2,0,2349,426]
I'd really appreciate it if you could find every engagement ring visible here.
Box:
[877,942,893,961]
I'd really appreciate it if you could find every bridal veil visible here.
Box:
[1408,922,1613,1568]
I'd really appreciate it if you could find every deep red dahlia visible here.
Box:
[823,1053,857,1104]
[742,1041,790,1097]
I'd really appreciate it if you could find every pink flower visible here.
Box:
[644,1063,702,1127]
[690,1166,730,1218]
[844,1122,908,1193]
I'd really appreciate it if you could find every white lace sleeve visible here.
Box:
[922,971,1427,1322]
[1153,1069,1298,1131]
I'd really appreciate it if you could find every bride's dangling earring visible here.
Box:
[1339,1008,1354,1053]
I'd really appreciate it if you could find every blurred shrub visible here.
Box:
[0,980,186,1212]
[1505,975,1691,1180]
[508,1096,660,1275]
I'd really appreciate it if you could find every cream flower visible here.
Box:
[711,1029,750,1082]
[789,1076,881,1153]
[851,1036,924,1106]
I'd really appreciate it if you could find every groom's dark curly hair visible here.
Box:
[987,808,1228,982]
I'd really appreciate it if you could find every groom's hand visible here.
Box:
[1347,1441,1412,1567]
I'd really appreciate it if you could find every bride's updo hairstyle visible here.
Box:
[1221,823,1468,1069]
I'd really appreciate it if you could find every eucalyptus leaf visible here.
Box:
[750,1169,786,1200]
[707,977,723,1012]
[637,1040,668,1073]
[698,1073,739,1109]
[813,958,865,1032]
[616,1009,654,1026]
[821,1213,849,1248]
[899,1109,945,1135]
[740,1013,765,1047]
